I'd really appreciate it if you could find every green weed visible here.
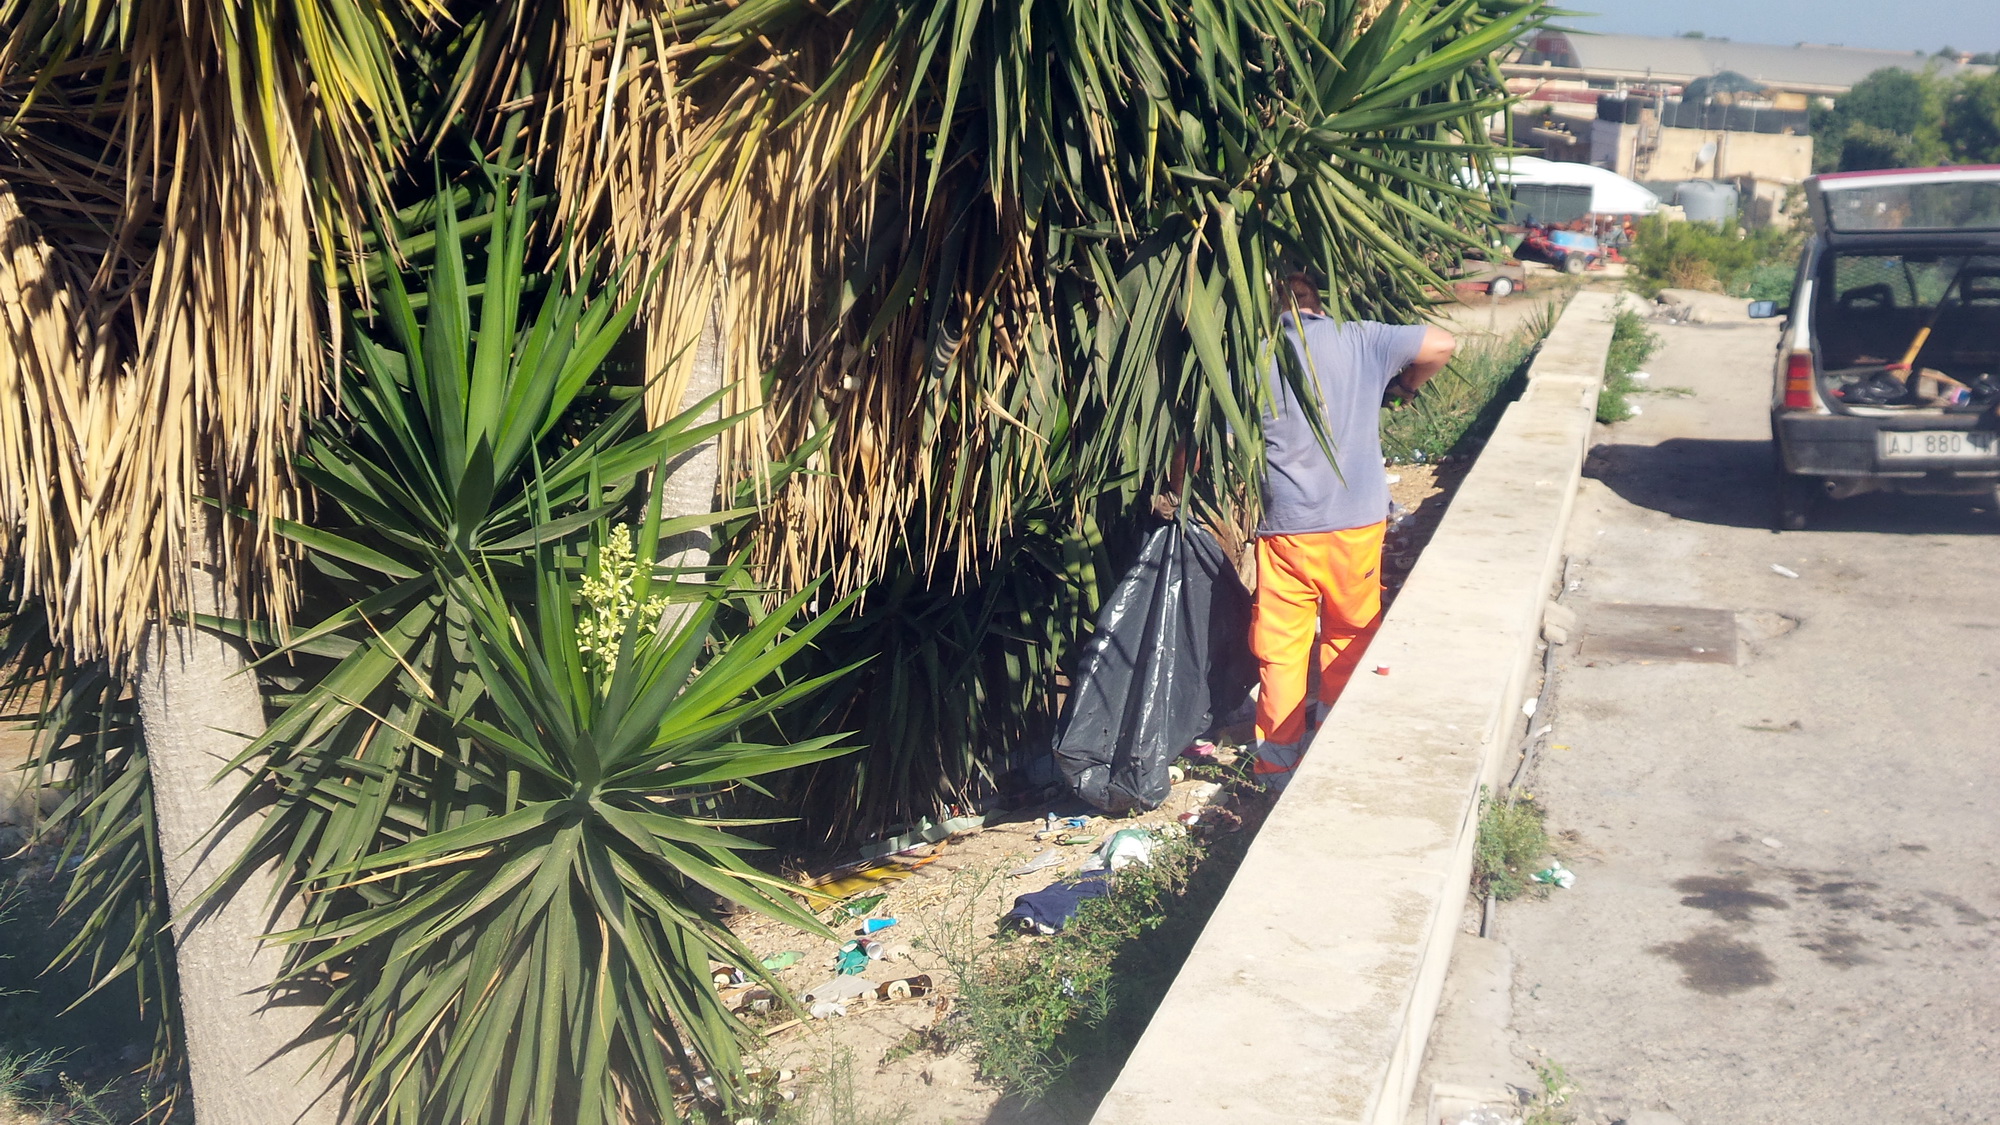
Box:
[1598,308,1663,424]
[918,827,1247,1112]
[759,1047,909,1125]
[1474,789,1549,902]
[1625,217,1801,299]
[1522,1057,1578,1125]
[1381,301,1558,464]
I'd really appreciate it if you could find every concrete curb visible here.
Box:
[1090,290,1618,1125]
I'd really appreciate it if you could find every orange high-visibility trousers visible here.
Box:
[1251,523,1386,747]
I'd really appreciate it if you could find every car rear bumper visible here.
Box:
[1773,411,2000,489]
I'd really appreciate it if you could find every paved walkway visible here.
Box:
[1498,305,2000,1123]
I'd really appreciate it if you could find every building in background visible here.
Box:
[1498,33,1994,226]
[1505,32,1987,98]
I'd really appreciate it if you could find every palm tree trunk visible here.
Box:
[136,547,341,1125]
[659,299,723,572]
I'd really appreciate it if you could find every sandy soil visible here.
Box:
[728,774,1240,1123]
[1383,456,1474,605]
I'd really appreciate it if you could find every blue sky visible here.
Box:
[1563,0,2000,55]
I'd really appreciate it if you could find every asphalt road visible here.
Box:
[1498,302,2000,1124]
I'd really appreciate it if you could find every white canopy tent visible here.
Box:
[1492,156,1661,215]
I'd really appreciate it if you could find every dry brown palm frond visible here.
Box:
[0,1,434,663]
[539,2,1058,594]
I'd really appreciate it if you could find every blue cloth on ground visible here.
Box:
[1003,873,1113,933]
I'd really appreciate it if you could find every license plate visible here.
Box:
[1878,430,2000,460]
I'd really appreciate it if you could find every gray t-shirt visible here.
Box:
[1257,313,1428,536]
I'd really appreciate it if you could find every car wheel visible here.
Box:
[1776,473,1817,531]
[1561,252,1586,275]
[1488,276,1515,298]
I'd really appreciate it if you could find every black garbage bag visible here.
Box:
[1054,521,1255,813]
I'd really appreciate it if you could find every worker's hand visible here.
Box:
[1384,377,1417,404]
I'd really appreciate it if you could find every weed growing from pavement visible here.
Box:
[1475,787,1550,902]
[1598,307,1663,424]
[912,823,1252,1113]
[1522,1056,1578,1125]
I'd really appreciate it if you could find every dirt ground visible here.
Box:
[1384,458,1474,604]
[725,771,1244,1123]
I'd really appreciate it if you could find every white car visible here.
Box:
[1755,166,2000,528]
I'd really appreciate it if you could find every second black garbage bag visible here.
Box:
[1054,522,1255,813]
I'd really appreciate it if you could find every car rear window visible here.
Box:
[1823,180,2000,232]
[1824,252,2000,310]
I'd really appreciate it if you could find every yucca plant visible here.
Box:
[210,174,744,898]
[273,514,855,1125]
[190,178,859,1119]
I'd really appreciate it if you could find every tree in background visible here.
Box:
[1812,68,1947,171]
[1813,65,2000,172]
[1942,73,2000,163]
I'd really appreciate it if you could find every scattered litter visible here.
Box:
[1521,697,1538,718]
[1374,665,1391,676]
[1003,873,1113,934]
[1007,849,1065,877]
[1185,780,1223,805]
[875,974,933,1001]
[710,962,746,988]
[834,893,887,919]
[1443,1108,1521,1125]
[833,939,887,975]
[1770,564,1800,579]
[1629,370,1652,381]
[1052,833,1096,846]
[1628,403,1643,415]
[858,917,898,934]
[1552,743,1570,751]
[802,976,875,1004]
[721,985,778,1014]
[1384,472,1403,485]
[1532,863,1576,889]
[1181,740,1219,762]
[1177,807,1243,836]
[1095,828,1159,872]
[812,866,911,899]
[859,813,990,860]
[760,951,801,971]
[808,1001,847,1020]
[1761,837,1783,850]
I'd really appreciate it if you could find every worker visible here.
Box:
[1249,271,1455,790]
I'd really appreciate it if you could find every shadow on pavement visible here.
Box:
[1585,438,2000,536]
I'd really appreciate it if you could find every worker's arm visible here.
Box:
[1388,326,1456,399]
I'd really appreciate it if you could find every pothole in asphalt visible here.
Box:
[1577,603,1739,664]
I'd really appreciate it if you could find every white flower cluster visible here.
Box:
[575,526,669,676]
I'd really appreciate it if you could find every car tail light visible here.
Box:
[1781,352,1817,411]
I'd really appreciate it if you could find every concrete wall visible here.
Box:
[1090,290,1617,1125]
[1593,120,1813,185]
